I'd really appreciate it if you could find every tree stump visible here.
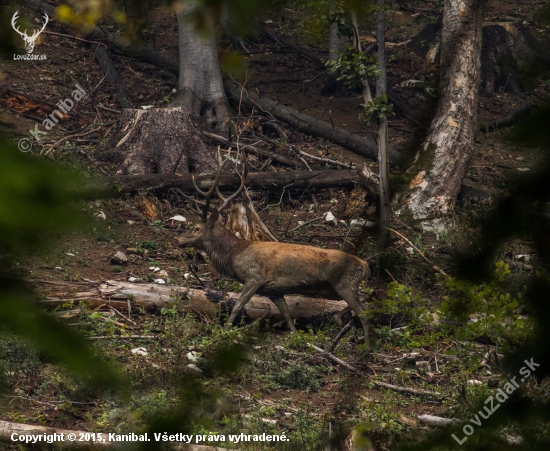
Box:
[481,22,549,94]
[225,202,278,242]
[408,20,549,94]
[108,107,215,175]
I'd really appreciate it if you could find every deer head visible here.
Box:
[178,147,247,247]
[11,11,49,54]
[192,146,248,222]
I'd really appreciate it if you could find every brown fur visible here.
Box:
[179,209,370,344]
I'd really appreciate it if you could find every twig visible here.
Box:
[97,103,121,114]
[188,262,206,288]
[299,156,312,171]
[328,320,353,353]
[289,216,324,232]
[88,335,155,340]
[373,380,442,398]
[42,30,108,48]
[298,150,355,169]
[110,306,138,326]
[388,228,448,277]
[309,343,360,373]
[41,127,102,155]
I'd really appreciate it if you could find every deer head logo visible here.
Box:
[11,11,49,54]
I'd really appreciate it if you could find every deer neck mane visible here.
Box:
[202,223,250,278]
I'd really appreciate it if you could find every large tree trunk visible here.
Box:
[400,0,483,221]
[171,2,231,132]
[376,0,390,248]
[101,108,214,175]
[323,21,348,96]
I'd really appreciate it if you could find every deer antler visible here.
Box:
[216,149,248,214]
[192,146,231,221]
[192,146,248,221]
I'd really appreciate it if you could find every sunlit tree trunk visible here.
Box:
[401,0,483,220]
[171,1,231,132]
[376,0,390,248]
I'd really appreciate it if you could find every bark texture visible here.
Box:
[171,2,231,131]
[226,202,278,242]
[106,108,214,175]
[38,280,349,326]
[408,18,549,94]
[401,0,483,220]
[481,22,550,94]
[376,0,390,248]
[76,169,362,198]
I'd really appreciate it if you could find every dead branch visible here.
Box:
[224,81,404,166]
[373,380,442,398]
[388,228,448,277]
[309,343,360,373]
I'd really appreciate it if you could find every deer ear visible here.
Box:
[207,208,220,224]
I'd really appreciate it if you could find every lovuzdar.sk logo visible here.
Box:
[11,10,49,60]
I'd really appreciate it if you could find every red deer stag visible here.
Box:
[178,149,370,345]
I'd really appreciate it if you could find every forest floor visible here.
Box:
[0,0,549,450]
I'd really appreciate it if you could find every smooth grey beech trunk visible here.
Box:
[401,0,483,220]
[172,2,231,131]
[328,21,347,96]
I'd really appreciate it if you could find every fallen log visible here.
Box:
[92,44,133,109]
[373,381,442,398]
[75,169,361,198]
[225,82,405,166]
[23,0,408,167]
[37,280,349,325]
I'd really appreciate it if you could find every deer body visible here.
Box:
[179,209,370,343]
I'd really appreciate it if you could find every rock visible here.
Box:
[131,347,148,356]
[185,364,203,375]
[94,210,107,220]
[324,212,337,225]
[111,251,128,264]
[128,277,139,282]
[187,351,200,361]
[153,279,166,284]
[169,215,187,222]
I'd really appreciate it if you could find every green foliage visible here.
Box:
[0,138,122,391]
[275,363,321,392]
[307,0,354,38]
[360,93,394,122]
[371,262,531,355]
[325,45,379,90]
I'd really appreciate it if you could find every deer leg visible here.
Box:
[335,288,370,348]
[333,305,352,327]
[269,296,297,332]
[224,280,261,329]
